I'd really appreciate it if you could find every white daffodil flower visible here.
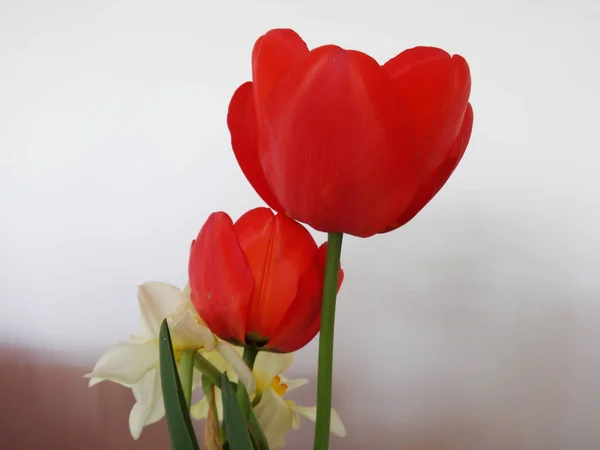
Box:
[191,350,346,449]
[86,281,254,439]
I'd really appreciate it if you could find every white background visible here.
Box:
[1,0,599,449]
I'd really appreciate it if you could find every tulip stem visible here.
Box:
[314,232,344,450]
[242,346,259,371]
[179,349,196,409]
[237,347,258,417]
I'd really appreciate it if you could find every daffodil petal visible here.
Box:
[280,376,309,392]
[129,402,146,440]
[216,341,255,394]
[132,367,162,405]
[169,306,216,350]
[203,348,229,373]
[129,368,165,439]
[138,282,187,336]
[191,397,208,420]
[129,399,165,440]
[288,403,346,437]
[192,388,225,421]
[130,334,149,344]
[208,344,244,380]
[183,283,191,298]
[291,412,300,430]
[214,387,224,420]
[253,352,293,388]
[87,341,157,387]
[129,399,165,439]
[254,388,294,449]
[87,377,104,387]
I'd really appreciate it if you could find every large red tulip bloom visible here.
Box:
[188,207,343,353]
[228,29,473,238]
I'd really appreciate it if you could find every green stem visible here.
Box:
[243,346,259,371]
[179,349,196,409]
[194,352,223,388]
[237,347,259,416]
[201,374,213,399]
[313,232,344,450]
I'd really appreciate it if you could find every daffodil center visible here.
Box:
[271,375,288,397]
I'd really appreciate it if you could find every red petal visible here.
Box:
[385,103,474,231]
[252,29,309,129]
[267,243,344,353]
[227,82,284,213]
[188,212,253,343]
[233,208,318,342]
[384,47,471,176]
[261,46,419,238]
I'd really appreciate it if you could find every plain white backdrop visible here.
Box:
[1,0,599,448]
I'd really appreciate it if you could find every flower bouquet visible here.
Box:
[87,28,473,450]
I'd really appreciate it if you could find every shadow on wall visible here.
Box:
[1,346,484,450]
[3,327,596,450]
[0,346,169,450]
[283,371,485,450]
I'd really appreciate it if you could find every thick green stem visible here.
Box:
[237,347,259,416]
[179,349,196,409]
[243,346,259,371]
[313,232,344,450]
[194,352,223,388]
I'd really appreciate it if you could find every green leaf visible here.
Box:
[159,319,200,450]
[235,382,269,450]
[221,373,254,450]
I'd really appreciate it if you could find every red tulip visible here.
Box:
[188,207,343,353]
[228,29,473,238]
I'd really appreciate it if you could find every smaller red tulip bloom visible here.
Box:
[228,29,473,238]
[188,207,342,353]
